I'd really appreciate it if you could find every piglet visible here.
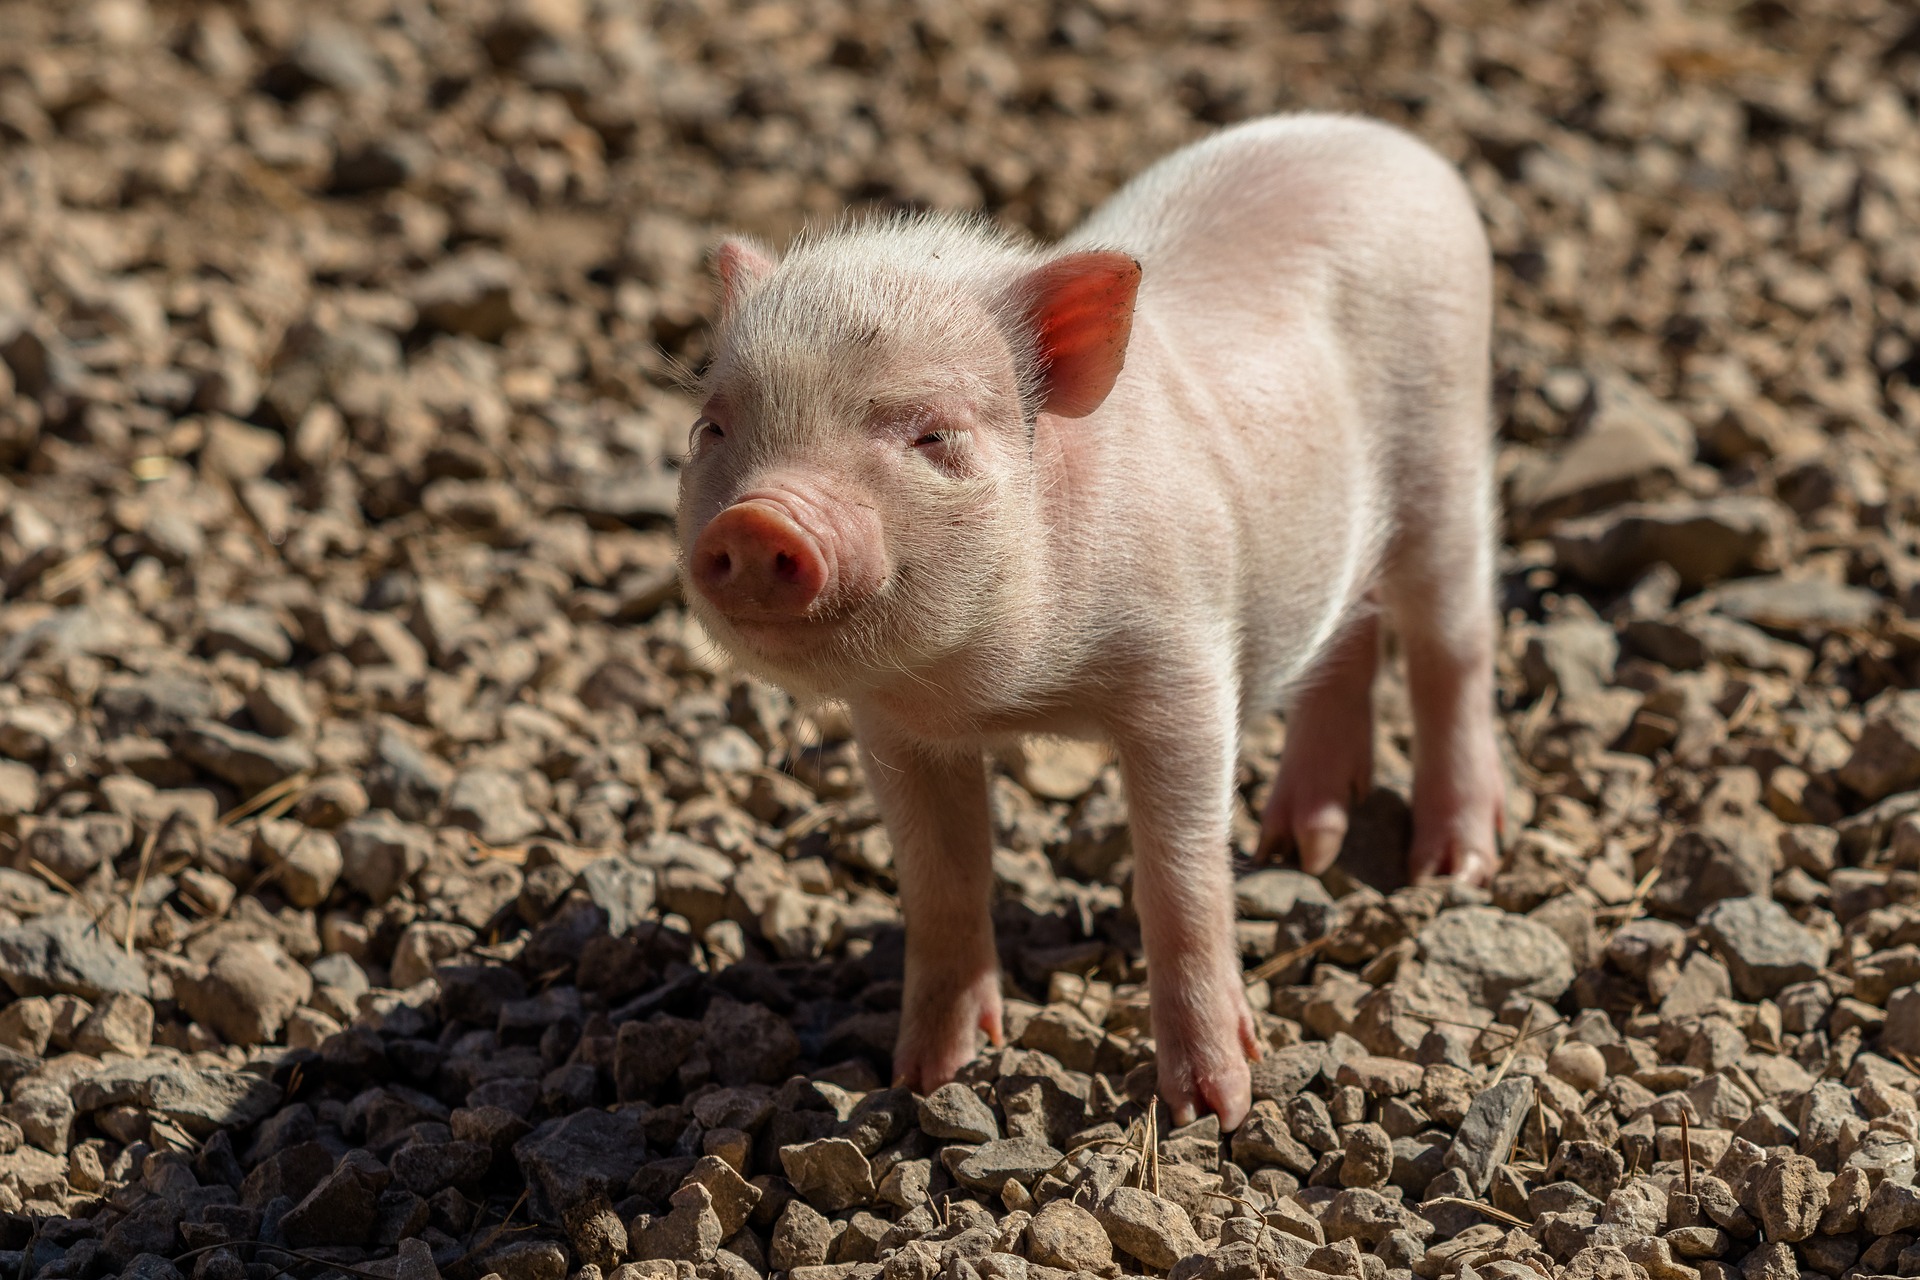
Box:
[676,113,1503,1128]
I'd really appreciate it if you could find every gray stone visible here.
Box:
[0,701,73,761]
[286,21,384,92]
[1025,1199,1115,1275]
[1747,1152,1823,1243]
[337,810,432,904]
[1621,613,1812,679]
[1508,368,1692,535]
[483,1240,569,1280]
[118,1063,283,1135]
[1094,1186,1202,1270]
[0,761,36,815]
[1416,906,1574,1007]
[390,920,476,987]
[72,991,154,1057]
[1235,868,1335,921]
[568,469,678,523]
[1232,1099,1314,1174]
[20,813,130,884]
[918,1083,999,1144]
[383,1239,441,1280]
[1323,1186,1424,1247]
[1839,690,1920,802]
[3,1081,72,1153]
[410,250,524,341]
[0,996,52,1055]
[118,1255,184,1280]
[683,1154,762,1237]
[771,1199,835,1270]
[445,768,543,846]
[101,1202,181,1272]
[1704,575,1881,631]
[0,599,163,679]
[1250,1042,1328,1100]
[201,605,293,665]
[1882,985,1920,1059]
[630,1180,724,1263]
[1340,1123,1394,1189]
[366,727,454,823]
[1650,824,1773,919]
[614,1016,701,1100]
[180,719,314,791]
[422,479,530,537]
[282,1149,389,1248]
[390,1136,491,1196]
[1660,951,1733,1019]
[176,938,312,1045]
[513,1107,649,1219]
[145,510,206,563]
[331,133,432,194]
[1531,1179,1606,1220]
[0,912,149,1000]
[247,671,317,739]
[578,857,656,938]
[1551,495,1789,589]
[1698,896,1827,999]
[559,1194,626,1274]
[1017,1004,1103,1071]
[952,1136,1063,1193]
[1866,1176,1920,1236]
[701,996,800,1086]
[95,671,223,741]
[266,828,343,909]
[779,1137,874,1212]
[1521,612,1619,699]
[202,422,284,483]
[1444,1076,1534,1195]
[837,1086,915,1156]
[1795,1080,1857,1168]
[1547,1041,1607,1092]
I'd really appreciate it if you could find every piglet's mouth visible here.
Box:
[717,610,845,636]
[698,610,873,681]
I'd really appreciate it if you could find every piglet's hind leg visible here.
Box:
[1383,480,1504,886]
[1259,611,1379,873]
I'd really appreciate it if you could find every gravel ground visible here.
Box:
[3,1,1920,1279]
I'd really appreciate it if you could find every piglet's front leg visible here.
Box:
[1115,678,1260,1130]
[854,713,1005,1091]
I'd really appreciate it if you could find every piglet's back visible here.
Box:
[1067,113,1487,306]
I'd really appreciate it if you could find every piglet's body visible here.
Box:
[678,114,1501,1128]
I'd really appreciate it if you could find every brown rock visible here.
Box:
[176,939,312,1045]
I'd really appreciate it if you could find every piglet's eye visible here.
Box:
[913,431,949,448]
[690,419,724,451]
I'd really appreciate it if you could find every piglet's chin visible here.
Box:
[691,606,865,694]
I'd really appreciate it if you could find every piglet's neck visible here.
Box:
[1026,310,1162,579]
[846,406,1111,745]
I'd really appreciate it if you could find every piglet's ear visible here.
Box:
[1019,251,1141,418]
[714,238,777,315]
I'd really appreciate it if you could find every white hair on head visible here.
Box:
[712,210,1107,423]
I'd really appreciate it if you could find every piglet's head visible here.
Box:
[676,219,1140,698]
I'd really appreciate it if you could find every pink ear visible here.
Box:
[714,238,777,313]
[1021,251,1141,418]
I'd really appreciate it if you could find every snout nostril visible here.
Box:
[697,501,831,612]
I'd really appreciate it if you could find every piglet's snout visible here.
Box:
[692,498,834,618]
